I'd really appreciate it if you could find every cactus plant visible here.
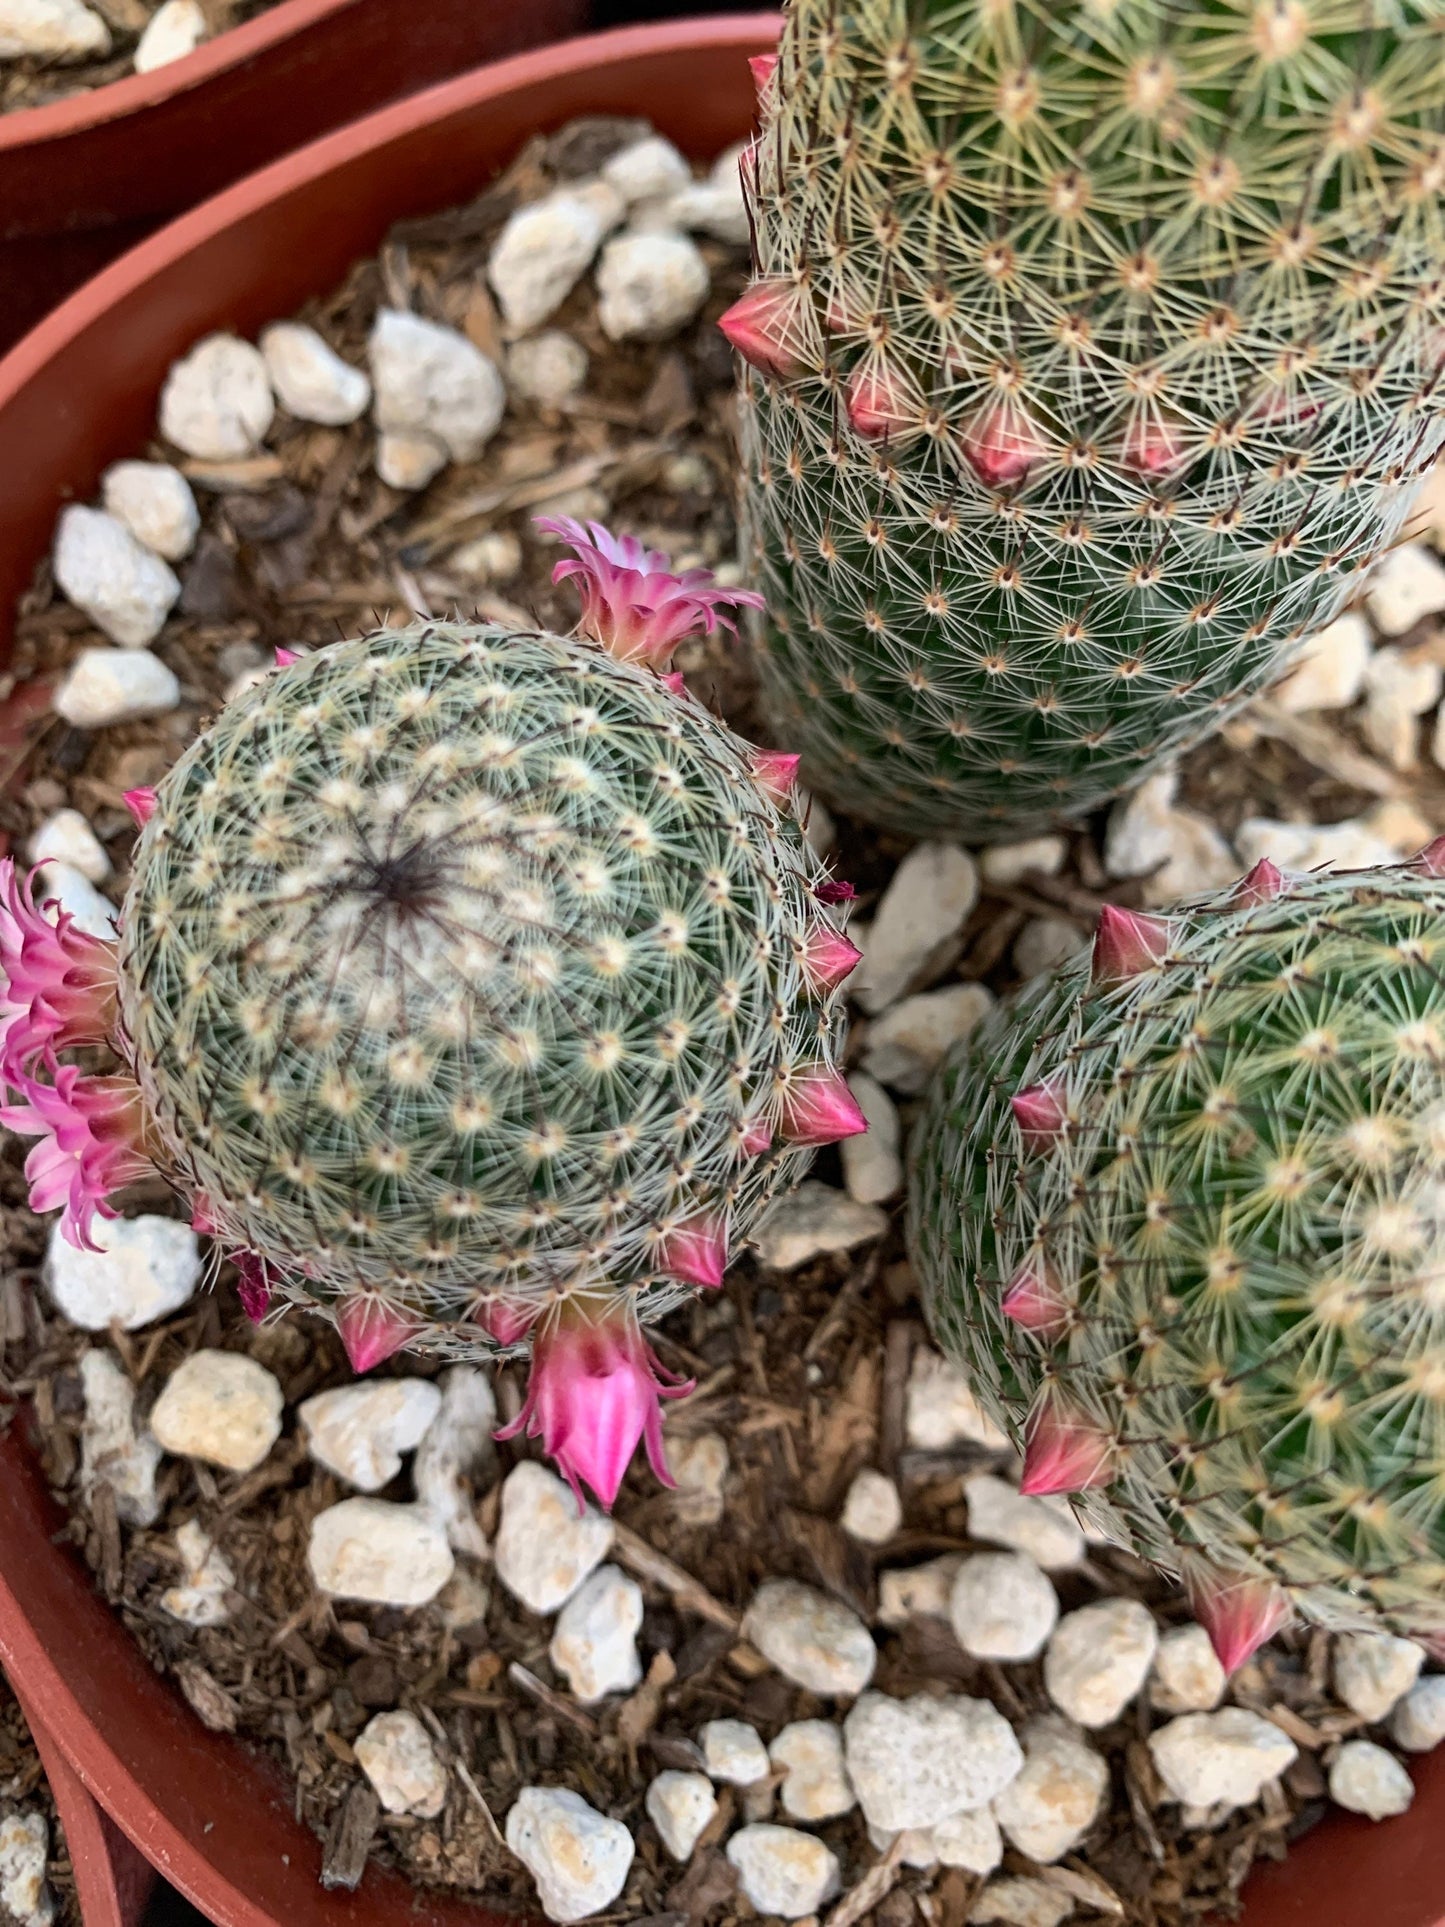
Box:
[722,0,1445,840]
[0,521,864,1505]
[908,847,1445,1663]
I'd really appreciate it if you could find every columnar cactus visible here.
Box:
[1,522,865,1505]
[908,848,1445,1663]
[723,0,1445,839]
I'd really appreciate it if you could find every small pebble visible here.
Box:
[160,1518,235,1626]
[355,1709,448,1817]
[1044,1598,1158,1728]
[1013,917,1085,979]
[375,429,448,491]
[664,1430,728,1525]
[150,1349,283,1472]
[1148,1708,1298,1810]
[299,1378,441,1492]
[369,308,505,463]
[1390,1675,1445,1752]
[133,0,203,70]
[53,647,181,728]
[906,1347,1009,1452]
[597,233,710,341]
[507,330,589,407]
[645,1771,716,1861]
[967,1876,1074,1927]
[28,809,111,883]
[841,1072,902,1203]
[1272,612,1371,712]
[46,1212,199,1331]
[550,1565,643,1703]
[79,1348,161,1527]
[602,134,692,204]
[1361,645,1441,770]
[841,1467,903,1545]
[665,179,749,246]
[1328,1739,1414,1820]
[260,322,371,425]
[725,1825,840,1921]
[1150,1625,1226,1715]
[53,505,180,647]
[770,1720,855,1820]
[949,1551,1058,1662]
[871,1808,1004,1874]
[413,1364,497,1557]
[493,1461,613,1614]
[506,1786,634,1924]
[159,333,274,460]
[744,1578,877,1698]
[963,1473,1085,1571]
[979,836,1067,886]
[843,1690,1024,1831]
[450,529,524,585]
[101,460,198,562]
[992,1716,1107,1863]
[1104,767,1237,905]
[1333,1632,1425,1723]
[853,842,978,1012]
[307,1498,455,1606]
[751,1180,886,1271]
[861,981,993,1094]
[488,192,606,332]
[701,1718,770,1786]
[876,1556,963,1627]
[0,0,107,58]
[1235,814,1397,874]
[0,1812,53,1927]
[33,862,115,939]
[1366,542,1445,635]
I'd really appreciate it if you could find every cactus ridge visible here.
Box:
[908,859,1445,1637]
[118,620,846,1353]
[736,0,1445,838]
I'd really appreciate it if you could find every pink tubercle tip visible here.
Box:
[738,1114,774,1156]
[1019,1397,1114,1496]
[537,515,764,671]
[1120,412,1187,477]
[846,361,913,440]
[233,1251,275,1325]
[336,1296,421,1373]
[718,278,811,383]
[1186,1565,1294,1675]
[814,878,856,905]
[1091,903,1172,984]
[960,401,1051,489]
[496,1301,693,1510]
[274,647,300,667]
[1001,1258,1070,1338]
[1234,857,1288,905]
[473,1298,539,1349]
[122,787,157,828]
[659,670,688,697]
[798,925,863,995]
[778,1064,868,1147]
[1010,1074,1069,1150]
[750,747,801,805]
[1412,834,1445,877]
[654,1212,729,1291]
[190,1195,217,1235]
[748,50,777,91]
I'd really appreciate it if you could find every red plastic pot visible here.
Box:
[0,15,1442,1924]
[0,0,588,352]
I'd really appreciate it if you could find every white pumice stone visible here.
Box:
[100,460,199,561]
[963,1473,1085,1571]
[298,1379,442,1492]
[841,1467,903,1545]
[1389,1676,1445,1753]
[132,0,204,71]
[368,308,504,463]
[949,1551,1059,1662]
[493,1462,614,1614]
[852,842,978,1013]
[769,1720,855,1821]
[725,1825,841,1920]
[905,1348,1009,1452]
[355,1709,448,1818]
[752,1181,887,1270]
[506,1786,634,1923]
[307,1498,455,1606]
[160,1519,235,1626]
[149,1349,283,1472]
[1150,1625,1227,1716]
[53,648,181,729]
[78,1348,162,1528]
[1328,1740,1414,1820]
[743,1578,877,1697]
[159,334,274,460]
[1332,1633,1425,1724]
[260,322,371,424]
[991,1716,1108,1863]
[549,1565,644,1704]
[29,808,110,882]
[843,1690,1024,1832]
[645,1772,716,1861]
[700,1718,770,1786]
[596,233,710,342]
[45,1213,199,1331]
[53,505,181,646]
[1044,1598,1158,1728]
[1148,1709,1298,1811]
[488,192,606,332]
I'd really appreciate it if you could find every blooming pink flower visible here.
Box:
[748,51,777,93]
[497,1301,694,1509]
[538,518,765,671]
[0,858,118,1088]
[0,1063,154,1249]
[777,1064,868,1146]
[1019,1395,1114,1495]
[653,1211,729,1290]
[336,1295,422,1372]
[1185,1563,1294,1674]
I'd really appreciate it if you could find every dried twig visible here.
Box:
[610,1522,739,1633]
[1249,700,1405,797]
[507,1662,600,1738]
[454,1756,505,1846]
[826,1832,905,1927]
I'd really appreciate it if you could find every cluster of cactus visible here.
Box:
[908,849,1445,1660]
[0,521,865,1506]
[722,0,1445,840]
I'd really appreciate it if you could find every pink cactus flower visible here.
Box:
[122,788,157,828]
[190,1195,217,1235]
[497,1300,694,1509]
[797,925,863,995]
[1091,903,1172,984]
[274,647,300,667]
[814,877,856,905]
[233,1251,276,1325]
[846,360,914,440]
[750,747,801,805]
[1010,1073,1069,1149]
[1001,1257,1070,1338]
[960,401,1051,488]
[1185,1564,1294,1674]
[336,1295,422,1373]
[659,670,688,698]
[777,1064,868,1146]
[653,1210,729,1290]
[1019,1395,1114,1496]
[538,517,765,671]
[0,858,118,1088]
[718,278,813,382]
[0,1064,154,1250]
[1233,857,1288,905]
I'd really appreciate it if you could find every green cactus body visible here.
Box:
[733,0,1445,839]
[117,620,848,1355]
[908,859,1445,1639]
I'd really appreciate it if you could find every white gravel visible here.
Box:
[307,1498,455,1607]
[159,333,274,460]
[149,1349,283,1472]
[725,1825,840,1920]
[949,1552,1059,1662]
[356,1709,448,1818]
[843,1690,1023,1831]
[853,842,978,1013]
[45,1213,199,1331]
[1044,1598,1158,1728]
[299,1378,441,1492]
[53,505,180,647]
[506,1786,634,1923]
[1328,1739,1414,1820]
[1148,1708,1298,1811]
[493,1461,613,1614]
[261,322,371,425]
[743,1578,877,1697]
[549,1566,644,1704]
[101,460,199,562]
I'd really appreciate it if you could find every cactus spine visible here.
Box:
[725,0,1445,839]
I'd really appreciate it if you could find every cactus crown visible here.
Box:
[728,0,1445,838]
[908,850,1445,1646]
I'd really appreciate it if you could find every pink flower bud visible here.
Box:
[1411,834,1445,877]
[1091,903,1172,983]
[778,1064,868,1146]
[738,1114,774,1156]
[1185,1564,1293,1675]
[654,1211,728,1291]
[659,670,688,697]
[846,360,913,440]
[1001,1257,1069,1338]
[274,647,300,667]
[1019,1396,1113,1496]
[336,1296,421,1373]
[750,748,801,805]
[190,1195,217,1235]
[1233,857,1288,905]
[233,1251,274,1325]
[473,1298,538,1349]
[797,925,863,995]
[1010,1074,1069,1149]
[961,401,1050,488]
[814,877,856,905]
[718,279,812,382]
[122,788,157,828]
[748,51,778,93]
[1120,412,1187,476]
